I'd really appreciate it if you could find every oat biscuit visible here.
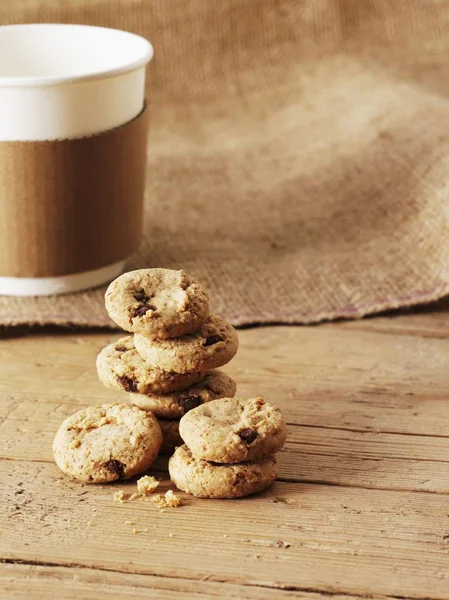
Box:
[96,336,203,395]
[130,370,237,419]
[134,315,239,374]
[53,403,162,483]
[105,269,210,339]
[159,419,183,455]
[179,397,286,463]
[169,445,278,498]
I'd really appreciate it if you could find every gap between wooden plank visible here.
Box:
[286,423,449,440]
[3,460,449,598]
[4,561,442,600]
[0,558,445,600]
[1,450,448,494]
[3,399,449,493]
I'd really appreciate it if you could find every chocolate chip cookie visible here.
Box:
[53,403,162,483]
[179,397,286,463]
[134,315,239,374]
[96,336,203,395]
[129,370,237,419]
[169,445,278,498]
[105,269,210,339]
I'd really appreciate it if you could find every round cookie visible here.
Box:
[53,403,162,483]
[130,370,237,419]
[105,269,210,339]
[96,336,203,395]
[134,315,239,374]
[169,445,278,498]
[179,397,286,463]
[159,419,183,455]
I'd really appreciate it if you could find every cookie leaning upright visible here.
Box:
[105,268,210,339]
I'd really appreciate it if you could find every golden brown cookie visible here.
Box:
[53,403,162,483]
[169,445,278,498]
[179,397,286,463]
[105,268,210,339]
[129,370,237,419]
[134,314,239,374]
[96,336,203,394]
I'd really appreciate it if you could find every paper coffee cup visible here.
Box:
[0,24,153,296]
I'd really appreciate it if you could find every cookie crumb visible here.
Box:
[165,489,183,507]
[152,494,165,508]
[86,521,92,527]
[152,490,183,508]
[223,534,227,538]
[124,520,134,526]
[132,528,138,534]
[137,475,159,496]
[168,532,173,538]
[113,490,125,503]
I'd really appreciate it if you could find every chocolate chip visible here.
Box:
[115,345,128,353]
[179,396,202,413]
[238,428,258,444]
[104,459,125,479]
[132,289,157,318]
[133,304,151,318]
[117,375,138,393]
[134,289,150,303]
[204,335,223,346]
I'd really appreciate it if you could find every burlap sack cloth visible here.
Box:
[2,0,449,327]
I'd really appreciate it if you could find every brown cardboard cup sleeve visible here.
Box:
[0,105,149,278]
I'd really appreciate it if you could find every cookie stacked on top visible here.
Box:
[97,269,239,454]
[168,397,287,498]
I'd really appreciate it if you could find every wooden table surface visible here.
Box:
[2,305,449,599]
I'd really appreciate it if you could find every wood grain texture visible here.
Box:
[2,310,449,598]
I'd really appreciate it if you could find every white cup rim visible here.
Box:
[0,23,154,87]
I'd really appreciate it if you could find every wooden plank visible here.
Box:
[0,564,361,600]
[2,460,449,599]
[3,314,449,599]
[2,326,449,438]
[2,326,449,492]
[2,394,449,493]
[281,425,449,493]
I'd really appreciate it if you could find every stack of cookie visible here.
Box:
[97,268,239,454]
[169,397,287,498]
